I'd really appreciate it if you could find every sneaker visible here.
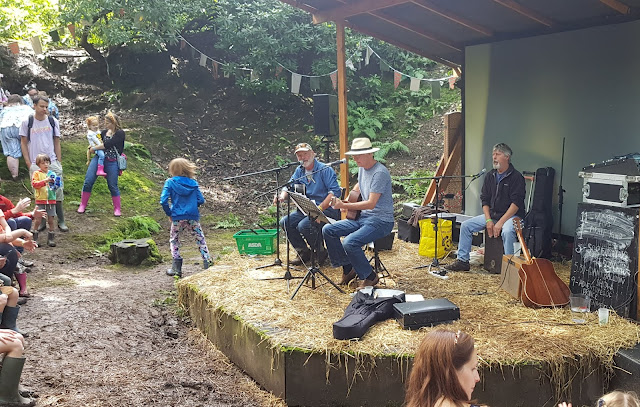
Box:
[18,258,34,268]
[444,259,470,272]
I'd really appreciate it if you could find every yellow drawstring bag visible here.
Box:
[418,218,453,259]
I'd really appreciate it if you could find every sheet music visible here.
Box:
[288,192,337,224]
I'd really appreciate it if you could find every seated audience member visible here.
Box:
[0,222,35,298]
[405,329,481,407]
[559,391,640,407]
[0,194,45,267]
[0,327,35,406]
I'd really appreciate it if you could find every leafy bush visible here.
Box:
[215,213,243,229]
[97,215,161,252]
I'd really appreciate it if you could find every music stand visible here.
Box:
[287,192,344,299]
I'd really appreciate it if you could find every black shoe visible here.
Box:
[444,260,470,271]
[290,250,310,266]
[317,250,329,266]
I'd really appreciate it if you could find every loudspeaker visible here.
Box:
[313,94,338,136]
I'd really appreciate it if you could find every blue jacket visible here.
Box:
[160,176,204,221]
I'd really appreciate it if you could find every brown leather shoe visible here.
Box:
[357,273,380,290]
[339,269,356,285]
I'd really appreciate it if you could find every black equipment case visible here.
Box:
[393,298,460,330]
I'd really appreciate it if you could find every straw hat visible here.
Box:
[345,138,380,155]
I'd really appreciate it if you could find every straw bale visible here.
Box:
[179,240,640,370]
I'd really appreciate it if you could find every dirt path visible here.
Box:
[17,230,284,407]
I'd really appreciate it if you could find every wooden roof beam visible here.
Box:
[493,0,554,27]
[372,10,462,51]
[412,0,493,37]
[344,20,461,68]
[313,0,410,24]
[277,0,318,14]
[600,0,631,14]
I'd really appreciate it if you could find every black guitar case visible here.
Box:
[524,167,555,259]
[333,290,405,340]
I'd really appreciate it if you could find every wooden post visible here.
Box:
[336,22,349,194]
[637,217,640,320]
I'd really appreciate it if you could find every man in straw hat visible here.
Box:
[445,142,525,271]
[276,142,342,265]
[322,137,394,289]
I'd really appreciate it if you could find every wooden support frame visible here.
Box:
[372,10,462,51]
[493,0,554,27]
[600,0,631,15]
[411,0,494,37]
[313,0,411,24]
[336,23,349,194]
[421,137,462,206]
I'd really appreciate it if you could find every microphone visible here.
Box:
[472,168,487,180]
[285,161,302,167]
[326,158,347,167]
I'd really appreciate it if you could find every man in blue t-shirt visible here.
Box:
[277,143,342,265]
[322,138,394,289]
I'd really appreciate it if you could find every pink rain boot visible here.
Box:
[96,164,107,177]
[112,196,121,217]
[15,273,29,297]
[77,191,91,213]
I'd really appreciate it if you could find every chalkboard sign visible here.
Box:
[570,203,638,318]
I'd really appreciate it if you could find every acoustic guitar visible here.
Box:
[513,218,570,308]
[331,189,362,220]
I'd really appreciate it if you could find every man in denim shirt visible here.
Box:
[277,143,341,265]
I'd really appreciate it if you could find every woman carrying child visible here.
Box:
[161,158,213,278]
[77,111,125,216]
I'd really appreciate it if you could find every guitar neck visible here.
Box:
[513,219,532,262]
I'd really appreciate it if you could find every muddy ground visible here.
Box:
[1,47,451,406]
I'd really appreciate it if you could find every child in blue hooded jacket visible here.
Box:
[161,158,212,277]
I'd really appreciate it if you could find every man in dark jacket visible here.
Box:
[446,143,525,271]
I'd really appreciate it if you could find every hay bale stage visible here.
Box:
[177,240,640,407]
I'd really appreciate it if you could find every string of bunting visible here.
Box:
[176,37,457,95]
[4,22,79,56]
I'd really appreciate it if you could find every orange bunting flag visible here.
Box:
[119,8,125,17]
[449,77,456,90]
[275,65,283,78]
[393,71,402,89]
[212,61,219,79]
[8,42,19,55]
[180,39,186,50]
[67,24,76,38]
[330,71,337,90]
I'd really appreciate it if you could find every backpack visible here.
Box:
[27,115,56,142]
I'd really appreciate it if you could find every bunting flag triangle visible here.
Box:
[199,53,207,67]
[380,60,389,72]
[250,69,258,82]
[330,72,338,90]
[365,46,372,65]
[223,69,230,78]
[212,61,219,79]
[8,42,19,55]
[180,39,186,50]
[67,24,76,38]
[190,47,196,59]
[275,65,283,78]
[119,8,125,17]
[30,36,43,55]
[291,73,302,94]
[310,76,320,91]
[431,81,441,99]
[393,71,402,89]
[448,77,456,90]
[346,59,356,71]
[49,29,60,42]
[410,77,420,92]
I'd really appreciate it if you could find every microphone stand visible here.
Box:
[399,170,486,274]
[224,162,300,271]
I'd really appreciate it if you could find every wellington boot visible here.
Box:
[15,273,29,298]
[47,232,56,247]
[96,164,107,177]
[166,258,183,277]
[1,305,22,334]
[0,356,35,406]
[77,191,91,214]
[203,259,212,270]
[56,202,68,232]
[112,196,121,217]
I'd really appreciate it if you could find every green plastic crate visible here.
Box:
[233,229,278,255]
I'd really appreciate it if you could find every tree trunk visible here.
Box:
[79,32,107,74]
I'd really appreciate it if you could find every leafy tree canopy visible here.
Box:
[0,0,58,40]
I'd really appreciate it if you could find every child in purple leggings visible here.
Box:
[160,158,212,278]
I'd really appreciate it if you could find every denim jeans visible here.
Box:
[322,216,394,280]
[280,207,339,252]
[83,155,120,197]
[7,216,31,254]
[457,214,518,262]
